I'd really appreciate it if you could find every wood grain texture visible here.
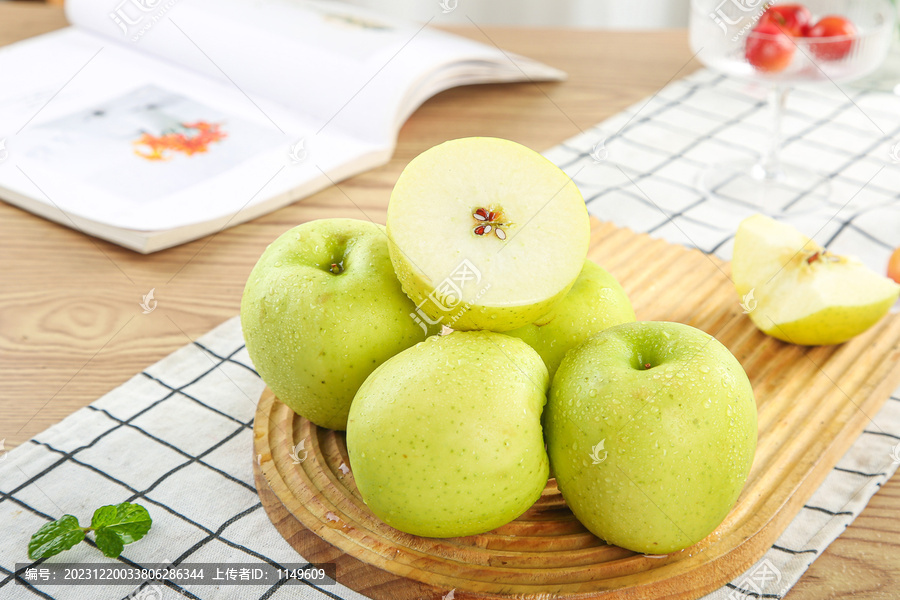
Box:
[1,4,898,596]
[252,220,900,599]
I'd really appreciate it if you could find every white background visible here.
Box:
[340,0,692,28]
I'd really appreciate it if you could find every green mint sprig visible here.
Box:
[28,502,152,560]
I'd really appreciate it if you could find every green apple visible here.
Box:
[347,331,549,537]
[241,218,438,430]
[732,214,899,346]
[386,137,590,332]
[546,321,757,554]
[506,259,635,380]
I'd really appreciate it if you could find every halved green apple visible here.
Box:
[732,214,899,346]
[386,137,590,332]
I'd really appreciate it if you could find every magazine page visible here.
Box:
[0,28,374,233]
[65,0,565,145]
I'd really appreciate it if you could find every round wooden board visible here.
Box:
[251,221,900,599]
[252,386,758,600]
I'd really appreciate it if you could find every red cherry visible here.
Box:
[758,4,812,37]
[745,23,795,72]
[806,16,857,61]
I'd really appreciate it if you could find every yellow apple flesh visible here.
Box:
[386,137,590,332]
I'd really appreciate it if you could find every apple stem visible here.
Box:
[330,262,343,275]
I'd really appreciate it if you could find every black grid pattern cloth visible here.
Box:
[1,319,366,600]
[545,68,900,274]
[3,68,900,600]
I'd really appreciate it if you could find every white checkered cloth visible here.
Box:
[2,68,900,600]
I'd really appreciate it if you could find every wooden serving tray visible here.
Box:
[252,219,900,600]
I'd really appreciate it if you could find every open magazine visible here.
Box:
[0,0,564,252]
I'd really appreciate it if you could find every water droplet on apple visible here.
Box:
[588,389,597,398]
[699,365,710,374]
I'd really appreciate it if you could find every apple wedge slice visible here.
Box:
[386,137,590,332]
[732,214,899,346]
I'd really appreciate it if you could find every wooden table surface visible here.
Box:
[0,3,897,598]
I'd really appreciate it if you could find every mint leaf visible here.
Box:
[94,528,125,558]
[28,503,152,560]
[92,503,152,545]
[28,515,85,560]
[89,505,117,530]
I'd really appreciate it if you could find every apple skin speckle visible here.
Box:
[240,219,440,430]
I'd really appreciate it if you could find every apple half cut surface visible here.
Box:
[386,137,590,332]
[732,214,900,346]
